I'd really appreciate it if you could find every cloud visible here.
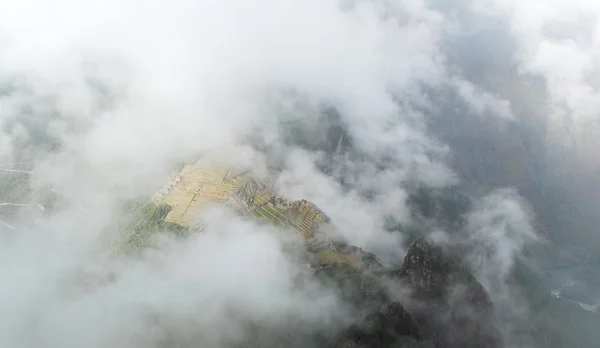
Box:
[0,2,461,345]
[2,0,600,347]
[465,189,537,283]
[0,208,346,348]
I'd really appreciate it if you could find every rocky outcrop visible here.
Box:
[330,237,501,348]
[395,238,501,348]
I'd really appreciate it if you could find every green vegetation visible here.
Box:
[118,200,189,251]
[250,204,292,229]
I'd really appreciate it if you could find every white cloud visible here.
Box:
[0,208,344,348]
[3,0,600,346]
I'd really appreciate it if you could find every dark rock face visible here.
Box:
[329,237,503,348]
[400,238,491,305]
[398,238,502,348]
[334,302,423,348]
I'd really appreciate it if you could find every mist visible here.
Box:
[1,0,600,347]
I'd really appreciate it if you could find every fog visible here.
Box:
[1,0,599,347]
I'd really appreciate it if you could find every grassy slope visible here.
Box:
[117,200,189,251]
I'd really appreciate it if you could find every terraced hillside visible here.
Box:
[150,151,383,272]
